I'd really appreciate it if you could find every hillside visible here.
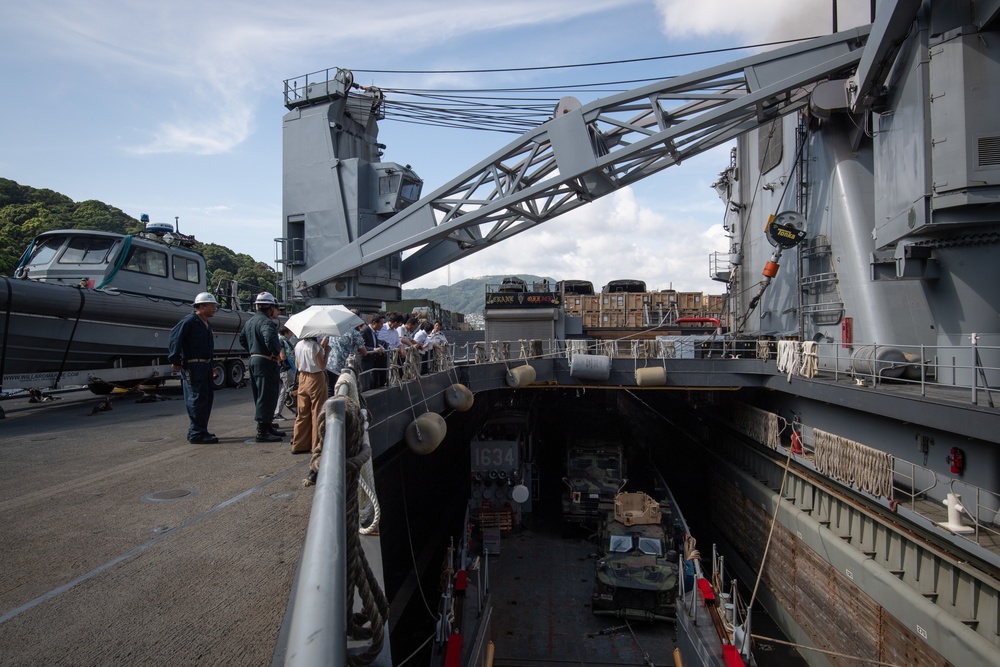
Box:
[403,275,555,316]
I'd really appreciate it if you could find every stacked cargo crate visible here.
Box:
[563,288,726,329]
[704,294,725,321]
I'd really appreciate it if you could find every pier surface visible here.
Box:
[0,384,309,666]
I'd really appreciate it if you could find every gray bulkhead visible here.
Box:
[731,6,1000,379]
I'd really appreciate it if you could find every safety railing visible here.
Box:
[946,479,1000,549]
[284,395,348,667]
[816,335,1000,405]
[349,332,1000,410]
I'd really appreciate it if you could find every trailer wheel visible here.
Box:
[88,382,115,395]
[224,359,246,387]
[211,361,227,390]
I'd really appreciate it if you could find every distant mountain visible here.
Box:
[402,274,556,316]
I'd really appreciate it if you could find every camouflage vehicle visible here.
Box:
[561,439,625,527]
[591,492,681,622]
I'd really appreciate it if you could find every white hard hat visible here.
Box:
[193,292,219,305]
[255,291,277,305]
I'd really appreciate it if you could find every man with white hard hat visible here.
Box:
[168,292,220,443]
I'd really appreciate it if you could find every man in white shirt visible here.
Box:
[291,336,330,455]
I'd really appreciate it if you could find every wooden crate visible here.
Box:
[479,507,514,533]
[651,290,677,306]
[677,291,703,310]
[600,294,626,309]
[600,312,623,327]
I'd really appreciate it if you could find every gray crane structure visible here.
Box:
[277,2,919,310]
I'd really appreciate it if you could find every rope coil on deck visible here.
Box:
[813,428,894,499]
[731,402,781,450]
[776,340,819,381]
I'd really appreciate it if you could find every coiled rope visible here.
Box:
[799,341,818,377]
[336,371,381,535]
[776,340,800,382]
[813,428,894,499]
[312,391,389,665]
[731,402,781,450]
[387,347,405,387]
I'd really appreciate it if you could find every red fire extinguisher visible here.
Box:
[790,430,803,455]
[947,447,965,475]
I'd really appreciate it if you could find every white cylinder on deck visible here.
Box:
[850,345,908,378]
[569,354,610,381]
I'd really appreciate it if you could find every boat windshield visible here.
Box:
[609,535,632,553]
[637,537,663,556]
[25,236,67,267]
[60,236,117,264]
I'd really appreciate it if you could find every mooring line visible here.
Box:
[0,460,308,626]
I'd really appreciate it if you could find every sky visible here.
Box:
[0,1,873,296]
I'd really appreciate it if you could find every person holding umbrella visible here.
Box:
[291,333,330,454]
[283,305,364,454]
[239,291,284,442]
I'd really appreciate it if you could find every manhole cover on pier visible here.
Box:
[141,488,199,502]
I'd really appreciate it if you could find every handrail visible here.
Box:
[284,395,348,667]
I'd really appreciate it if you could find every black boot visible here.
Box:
[267,422,286,437]
[256,424,281,442]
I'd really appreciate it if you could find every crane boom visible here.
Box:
[294,27,870,292]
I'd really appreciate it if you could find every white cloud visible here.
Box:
[654,0,873,43]
[406,186,729,296]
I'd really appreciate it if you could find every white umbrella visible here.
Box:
[283,305,364,339]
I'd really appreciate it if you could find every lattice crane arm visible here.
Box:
[296,26,872,289]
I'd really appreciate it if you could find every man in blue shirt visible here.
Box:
[168,292,219,444]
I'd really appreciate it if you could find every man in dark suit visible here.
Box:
[362,314,388,389]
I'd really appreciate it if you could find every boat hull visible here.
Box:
[0,276,251,382]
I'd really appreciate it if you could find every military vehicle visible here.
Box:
[560,437,625,528]
[591,491,682,622]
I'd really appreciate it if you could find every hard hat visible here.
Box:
[255,291,278,305]
[193,292,219,305]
